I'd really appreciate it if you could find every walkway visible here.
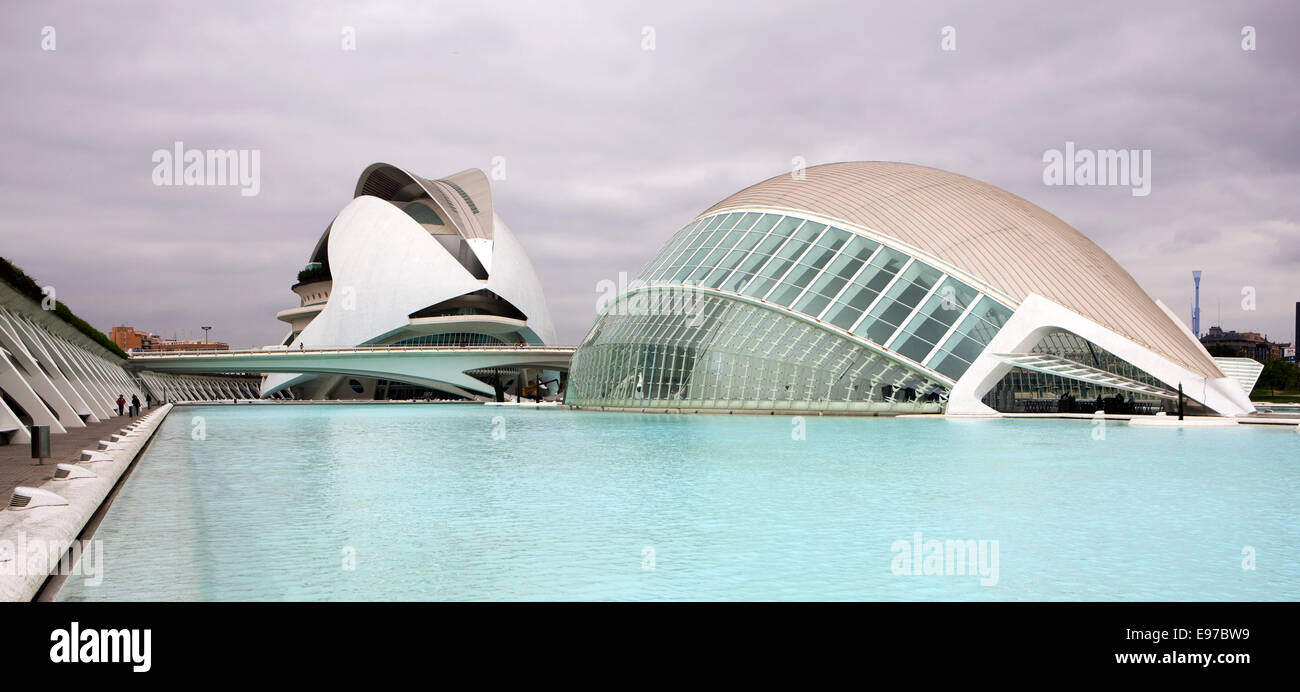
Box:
[0,409,156,501]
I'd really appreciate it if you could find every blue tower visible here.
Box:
[1192,270,1202,337]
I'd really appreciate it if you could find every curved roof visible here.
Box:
[702,161,1221,379]
[307,163,496,266]
[354,163,494,240]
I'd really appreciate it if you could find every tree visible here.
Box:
[1254,358,1299,396]
[1205,344,1241,358]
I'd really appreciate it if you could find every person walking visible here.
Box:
[145,392,152,408]
[116,394,126,416]
[131,394,141,417]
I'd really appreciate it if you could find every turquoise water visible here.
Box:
[57,405,1298,601]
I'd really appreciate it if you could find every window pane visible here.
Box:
[842,284,879,311]
[811,226,848,250]
[858,317,897,344]
[769,282,805,307]
[794,221,826,243]
[751,214,780,234]
[784,265,821,293]
[849,238,881,263]
[733,212,760,231]
[769,216,803,239]
[826,304,868,331]
[804,272,849,301]
[794,292,831,317]
[906,315,950,345]
[856,249,908,292]
[828,249,866,280]
[932,351,971,380]
[892,332,936,363]
[799,245,839,272]
[947,335,985,362]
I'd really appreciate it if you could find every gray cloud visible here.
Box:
[1,0,1297,347]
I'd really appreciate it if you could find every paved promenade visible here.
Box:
[0,405,172,601]
[0,409,158,501]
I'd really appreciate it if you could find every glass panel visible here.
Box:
[792,221,825,244]
[770,277,810,307]
[784,265,822,292]
[793,291,831,317]
[720,233,787,292]
[947,335,985,363]
[732,227,767,253]
[892,332,937,363]
[970,298,1013,331]
[844,285,880,311]
[849,238,881,264]
[852,261,943,345]
[698,214,726,234]
[932,351,971,380]
[769,216,803,239]
[646,221,704,279]
[817,227,851,251]
[713,213,741,232]
[904,315,950,346]
[566,292,951,412]
[713,227,747,251]
[926,278,980,324]
[702,246,730,268]
[733,212,760,232]
[703,241,759,287]
[825,300,867,330]
[751,214,780,234]
[858,315,899,344]
[891,278,981,357]
[856,248,909,293]
[742,230,814,299]
[830,243,870,279]
[798,245,839,273]
[802,269,849,301]
[742,274,780,299]
[866,262,940,318]
[922,296,1013,381]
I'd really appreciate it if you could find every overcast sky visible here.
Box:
[2,1,1296,348]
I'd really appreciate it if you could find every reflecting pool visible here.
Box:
[57,404,1298,601]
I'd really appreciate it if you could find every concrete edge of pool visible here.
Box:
[0,404,173,602]
[176,399,1300,429]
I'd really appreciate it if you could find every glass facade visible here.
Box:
[568,209,1018,412]
[567,292,948,412]
[979,330,1184,414]
[633,211,1014,379]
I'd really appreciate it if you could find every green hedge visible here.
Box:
[0,256,129,359]
[296,263,331,284]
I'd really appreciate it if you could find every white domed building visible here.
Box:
[266,163,556,400]
[566,162,1253,417]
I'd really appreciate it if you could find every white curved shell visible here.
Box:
[704,162,1221,380]
[264,164,555,395]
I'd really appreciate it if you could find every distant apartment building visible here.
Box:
[1199,326,1290,363]
[111,325,227,353]
[109,325,149,351]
